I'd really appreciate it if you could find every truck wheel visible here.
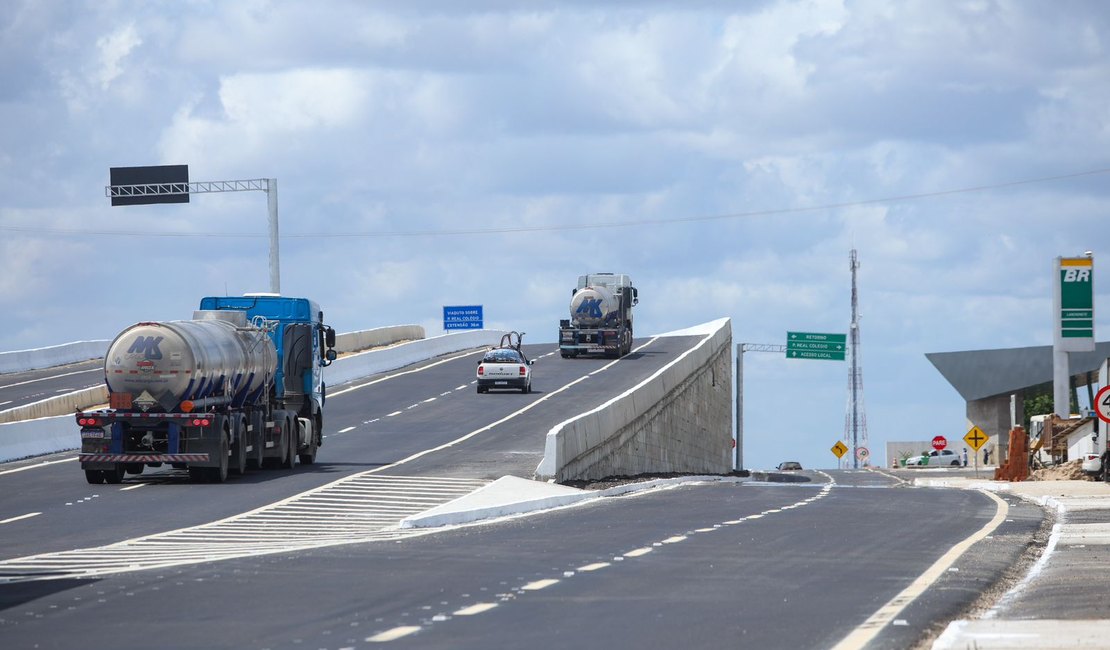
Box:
[104,465,125,484]
[208,433,229,483]
[231,422,247,475]
[281,417,296,469]
[84,470,104,485]
[298,443,317,465]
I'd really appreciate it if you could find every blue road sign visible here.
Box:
[444,305,483,330]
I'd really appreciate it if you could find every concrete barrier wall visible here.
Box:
[0,328,508,463]
[0,341,110,374]
[335,325,425,354]
[535,318,733,483]
[0,386,108,425]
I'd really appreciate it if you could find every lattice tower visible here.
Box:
[843,249,869,468]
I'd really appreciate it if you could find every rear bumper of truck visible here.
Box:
[79,453,209,469]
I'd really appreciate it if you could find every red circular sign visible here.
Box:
[932,435,947,451]
[1096,386,1110,425]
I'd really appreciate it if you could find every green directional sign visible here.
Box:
[786,331,847,361]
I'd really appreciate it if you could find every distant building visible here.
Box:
[926,342,1110,464]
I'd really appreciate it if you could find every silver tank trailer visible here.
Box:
[104,310,277,410]
[569,285,619,327]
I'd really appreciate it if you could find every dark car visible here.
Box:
[776,461,802,471]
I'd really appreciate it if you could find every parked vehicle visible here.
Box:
[76,294,336,484]
[777,461,803,471]
[559,273,637,358]
[477,331,533,394]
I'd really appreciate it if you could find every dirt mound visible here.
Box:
[1029,459,1090,481]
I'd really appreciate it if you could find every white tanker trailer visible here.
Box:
[559,273,638,358]
[77,295,336,484]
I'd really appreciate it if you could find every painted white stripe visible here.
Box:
[120,483,147,491]
[624,547,653,557]
[577,562,610,572]
[454,603,498,616]
[0,457,78,476]
[829,490,1009,650]
[661,535,687,544]
[0,367,99,390]
[422,398,436,403]
[0,512,41,525]
[521,579,560,591]
[366,626,422,642]
[338,426,356,434]
[386,411,402,417]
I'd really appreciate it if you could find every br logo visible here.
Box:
[576,298,603,318]
[1063,268,1091,282]
[128,336,164,360]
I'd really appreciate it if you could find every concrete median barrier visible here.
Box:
[535,318,733,483]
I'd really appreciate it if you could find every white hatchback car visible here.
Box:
[905,449,962,467]
[476,347,534,394]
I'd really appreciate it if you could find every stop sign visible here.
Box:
[932,435,947,451]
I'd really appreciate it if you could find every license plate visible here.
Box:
[81,430,105,439]
[495,381,508,385]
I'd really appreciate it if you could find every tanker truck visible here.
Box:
[76,294,337,484]
[559,273,638,358]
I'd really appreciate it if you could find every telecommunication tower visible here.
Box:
[844,249,869,468]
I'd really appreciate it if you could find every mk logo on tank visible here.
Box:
[127,336,165,360]
[576,298,603,318]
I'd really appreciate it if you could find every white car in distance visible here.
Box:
[476,347,534,394]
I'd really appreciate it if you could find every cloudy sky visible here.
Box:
[2,1,1109,470]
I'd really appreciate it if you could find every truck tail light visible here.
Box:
[191,418,211,427]
[477,366,485,376]
[519,366,527,376]
[78,417,101,427]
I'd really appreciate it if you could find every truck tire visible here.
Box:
[298,415,319,465]
[231,420,247,475]
[84,470,104,484]
[281,417,296,469]
[207,433,229,483]
[104,465,125,484]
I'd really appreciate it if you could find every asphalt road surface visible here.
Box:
[0,337,1044,649]
[0,360,102,412]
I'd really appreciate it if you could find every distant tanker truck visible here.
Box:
[559,273,638,358]
[76,294,336,484]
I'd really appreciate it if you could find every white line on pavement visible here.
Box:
[0,512,41,525]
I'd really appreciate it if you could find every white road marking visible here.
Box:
[577,562,610,572]
[120,483,147,492]
[454,603,498,616]
[521,579,559,591]
[422,398,436,403]
[0,368,99,390]
[0,512,41,525]
[338,426,356,434]
[329,350,484,398]
[829,489,1009,650]
[366,626,422,642]
[0,457,78,477]
[624,547,653,558]
[0,400,11,407]
[386,411,402,417]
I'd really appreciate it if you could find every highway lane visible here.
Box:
[0,360,102,412]
[0,336,696,564]
[0,471,1043,649]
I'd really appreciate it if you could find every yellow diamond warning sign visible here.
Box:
[831,441,848,459]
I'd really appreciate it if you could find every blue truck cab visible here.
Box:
[199,294,336,407]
